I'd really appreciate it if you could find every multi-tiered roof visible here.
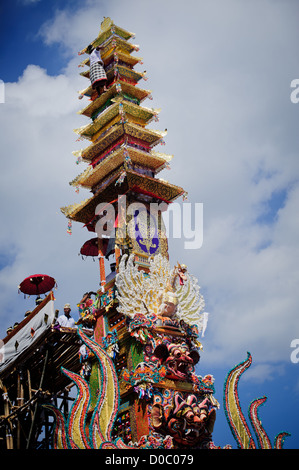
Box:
[61,17,185,232]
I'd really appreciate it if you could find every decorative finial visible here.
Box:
[101,17,113,31]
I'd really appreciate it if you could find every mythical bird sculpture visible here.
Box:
[115,254,208,337]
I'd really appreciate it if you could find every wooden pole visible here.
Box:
[16,370,24,449]
[1,382,13,449]
[98,238,106,287]
[115,245,121,271]
[26,349,49,449]
[27,369,34,421]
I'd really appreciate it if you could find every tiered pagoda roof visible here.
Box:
[61,17,185,229]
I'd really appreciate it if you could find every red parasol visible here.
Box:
[80,237,98,258]
[79,237,115,259]
[18,274,57,297]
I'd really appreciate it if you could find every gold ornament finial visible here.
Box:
[101,17,113,31]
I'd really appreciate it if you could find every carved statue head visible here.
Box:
[151,392,216,447]
[153,342,200,381]
[158,291,178,318]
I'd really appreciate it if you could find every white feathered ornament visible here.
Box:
[115,254,208,337]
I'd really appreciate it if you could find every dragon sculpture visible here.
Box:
[43,327,133,449]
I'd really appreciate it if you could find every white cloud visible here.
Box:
[8,65,79,116]
[38,1,107,54]
[1,0,299,376]
[0,61,96,329]
[241,363,285,383]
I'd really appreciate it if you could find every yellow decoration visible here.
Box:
[101,17,113,32]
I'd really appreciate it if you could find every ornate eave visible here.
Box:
[125,122,166,145]
[95,23,134,43]
[62,169,184,224]
[79,34,138,66]
[78,20,136,55]
[80,63,145,84]
[101,35,139,57]
[70,147,172,189]
[126,170,184,202]
[78,64,146,99]
[79,122,166,161]
[78,81,152,117]
[79,49,142,69]
[74,100,159,139]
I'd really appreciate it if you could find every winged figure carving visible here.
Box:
[115,254,208,336]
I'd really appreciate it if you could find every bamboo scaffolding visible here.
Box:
[0,327,85,449]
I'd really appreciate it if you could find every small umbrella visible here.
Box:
[18,274,57,298]
[79,237,115,260]
[79,237,98,259]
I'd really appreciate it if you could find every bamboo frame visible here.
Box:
[0,327,85,449]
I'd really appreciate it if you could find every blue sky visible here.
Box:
[0,0,299,449]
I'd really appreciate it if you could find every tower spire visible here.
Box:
[60,18,217,449]
[61,17,184,279]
